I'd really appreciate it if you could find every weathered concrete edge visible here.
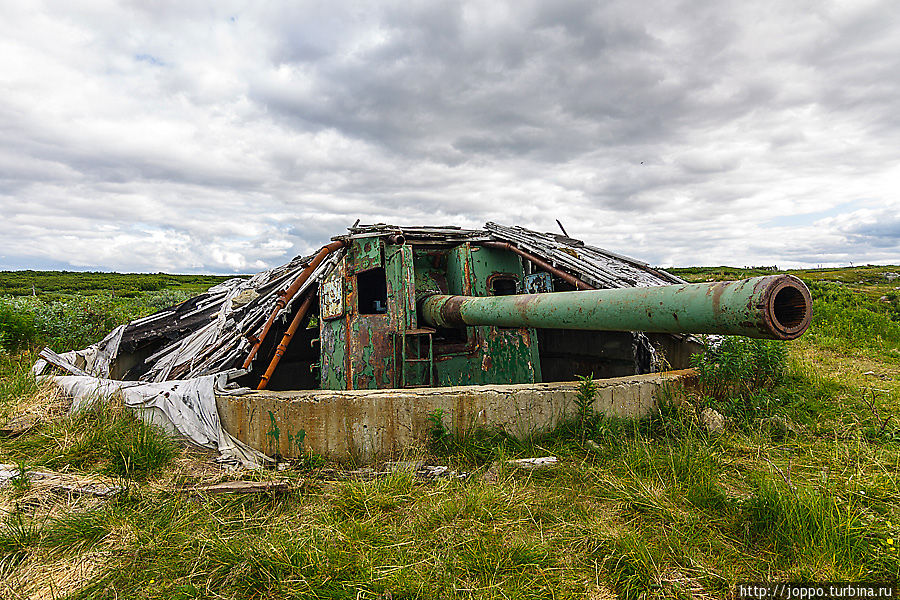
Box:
[216,369,696,462]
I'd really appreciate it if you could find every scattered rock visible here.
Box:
[884,272,898,281]
[863,371,876,376]
[700,408,725,435]
[481,462,500,483]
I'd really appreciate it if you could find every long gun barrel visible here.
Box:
[419,275,812,340]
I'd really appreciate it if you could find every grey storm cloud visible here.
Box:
[0,0,898,273]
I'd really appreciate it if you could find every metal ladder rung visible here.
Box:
[399,328,434,388]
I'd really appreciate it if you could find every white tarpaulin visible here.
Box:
[40,372,271,469]
[33,325,272,469]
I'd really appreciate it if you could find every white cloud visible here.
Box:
[0,0,898,273]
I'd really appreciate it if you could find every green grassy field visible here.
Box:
[1,266,899,598]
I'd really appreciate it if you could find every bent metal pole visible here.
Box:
[419,274,812,341]
[242,240,345,369]
[255,292,315,390]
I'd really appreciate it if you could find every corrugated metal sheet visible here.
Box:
[484,222,685,289]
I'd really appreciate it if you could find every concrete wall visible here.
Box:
[216,369,695,462]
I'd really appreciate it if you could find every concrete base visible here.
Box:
[216,369,695,462]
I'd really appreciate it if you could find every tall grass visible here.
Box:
[744,478,890,577]
[0,267,898,597]
[0,350,39,413]
[1,400,176,480]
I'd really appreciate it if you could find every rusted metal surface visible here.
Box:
[242,240,345,369]
[101,221,809,395]
[321,267,344,320]
[524,271,553,294]
[420,275,812,341]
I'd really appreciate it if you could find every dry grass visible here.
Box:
[1,550,109,600]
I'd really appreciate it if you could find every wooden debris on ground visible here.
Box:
[0,464,124,498]
[0,414,40,437]
[38,347,91,376]
[181,479,291,496]
[338,462,468,481]
[504,456,558,469]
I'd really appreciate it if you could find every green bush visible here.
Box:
[692,337,786,398]
[141,289,191,313]
[0,294,135,353]
[806,281,900,357]
[690,336,787,423]
[0,298,39,352]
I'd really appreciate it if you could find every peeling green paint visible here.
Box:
[321,237,544,390]
[288,429,306,451]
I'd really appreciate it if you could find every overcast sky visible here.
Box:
[1,1,898,274]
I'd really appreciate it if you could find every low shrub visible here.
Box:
[690,336,789,424]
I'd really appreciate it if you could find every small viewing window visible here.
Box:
[357,267,388,314]
[490,276,518,296]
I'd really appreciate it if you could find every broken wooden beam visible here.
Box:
[181,480,291,496]
[38,348,91,377]
[0,464,124,498]
[0,414,40,437]
[504,456,558,469]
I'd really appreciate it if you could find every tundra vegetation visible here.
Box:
[0,266,899,599]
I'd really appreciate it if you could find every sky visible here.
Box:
[1,1,898,274]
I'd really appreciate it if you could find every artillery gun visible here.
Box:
[242,229,812,391]
[37,223,814,464]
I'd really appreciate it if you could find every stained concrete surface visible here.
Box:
[216,369,695,461]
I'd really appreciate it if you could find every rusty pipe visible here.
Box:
[242,240,344,369]
[387,233,406,245]
[480,241,594,290]
[256,292,315,390]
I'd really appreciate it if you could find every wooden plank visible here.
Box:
[0,414,40,437]
[38,348,90,376]
[0,464,124,497]
[505,456,558,469]
[182,480,291,495]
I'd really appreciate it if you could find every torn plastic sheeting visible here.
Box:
[43,373,272,469]
[32,324,126,380]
